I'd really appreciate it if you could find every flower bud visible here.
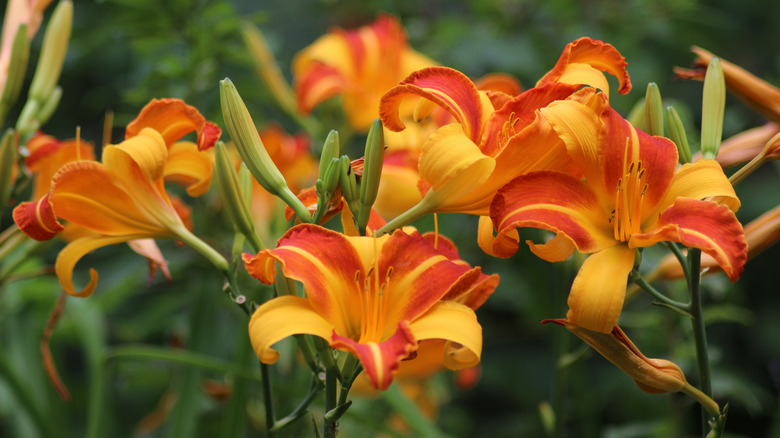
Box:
[318,130,340,181]
[214,141,261,248]
[665,106,691,164]
[220,78,312,222]
[28,0,72,103]
[34,85,62,128]
[241,22,297,116]
[357,118,385,233]
[643,82,663,136]
[0,24,31,123]
[0,129,17,208]
[701,58,725,159]
[339,154,359,216]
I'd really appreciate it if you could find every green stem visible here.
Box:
[175,227,230,276]
[324,367,338,438]
[261,363,277,437]
[630,270,688,310]
[685,248,714,434]
[278,186,313,224]
[271,378,323,432]
[665,242,691,280]
[375,198,433,236]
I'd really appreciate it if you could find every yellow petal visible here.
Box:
[567,244,636,333]
[248,295,334,363]
[57,234,148,297]
[164,141,214,197]
[407,301,482,370]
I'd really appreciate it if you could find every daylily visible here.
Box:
[293,14,436,131]
[488,94,747,332]
[13,99,220,297]
[377,37,632,233]
[243,224,489,390]
[544,319,719,414]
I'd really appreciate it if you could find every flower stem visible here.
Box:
[324,367,338,438]
[375,199,432,236]
[261,362,277,437]
[685,248,716,434]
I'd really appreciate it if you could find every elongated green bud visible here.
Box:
[701,58,725,160]
[219,78,312,222]
[34,85,62,128]
[214,142,263,249]
[339,155,359,215]
[313,157,341,223]
[241,22,298,116]
[29,0,72,102]
[626,97,646,131]
[15,98,40,136]
[0,130,17,209]
[0,25,31,124]
[357,119,385,232]
[665,106,691,164]
[318,130,340,181]
[643,83,663,136]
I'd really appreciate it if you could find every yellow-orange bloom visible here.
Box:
[243,224,493,390]
[489,94,746,333]
[0,0,53,95]
[293,14,435,131]
[13,99,220,297]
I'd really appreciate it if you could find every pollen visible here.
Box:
[612,138,648,241]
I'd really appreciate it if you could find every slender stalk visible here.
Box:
[261,363,277,436]
[271,378,323,432]
[630,270,688,310]
[324,367,338,438]
[375,199,432,236]
[685,248,715,434]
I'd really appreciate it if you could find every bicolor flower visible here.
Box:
[13,99,220,297]
[489,94,746,332]
[293,14,436,130]
[243,224,490,390]
[377,38,631,233]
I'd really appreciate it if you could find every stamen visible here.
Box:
[75,126,82,161]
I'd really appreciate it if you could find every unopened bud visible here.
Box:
[241,22,297,116]
[0,130,17,208]
[339,155,359,215]
[643,83,663,136]
[214,141,260,246]
[29,0,72,102]
[318,130,340,181]
[665,106,691,164]
[35,85,62,128]
[701,58,725,159]
[357,119,385,233]
[220,78,312,222]
[0,24,31,123]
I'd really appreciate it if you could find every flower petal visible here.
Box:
[407,301,482,370]
[125,98,221,151]
[537,37,631,97]
[566,244,636,333]
[373,150,423,219]
[630,198,747,282]
[294,61,348,114]
[331,321,417,390]
[12,195,64,241]
[56,234,148,297]
[164,141,214,197]
[248,295,334,363]
[380,67,489,143]
[490,171,615,259]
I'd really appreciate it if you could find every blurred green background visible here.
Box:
[2,0,780,437]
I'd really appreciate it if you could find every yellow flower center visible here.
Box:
[355,264,393,344]
[612,159,647,242]
[495,112,520,149]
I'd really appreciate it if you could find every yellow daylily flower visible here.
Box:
[293,14,436,131]
[13,99,220,297]
[243,224,493,390]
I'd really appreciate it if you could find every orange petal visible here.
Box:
[566,244,636,333]
[380,67,488,143]
[331,321,417,390]
[125,98,221,151]
[12,195,64,241]
[474,72,523,96]
[372,150,423,220]
[630,198,747,282]
[406,301,482,370]
[537,37,631,97]
[294,61,347,114]
[491,171,615,259]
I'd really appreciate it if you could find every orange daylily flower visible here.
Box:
[24,132,95,203]
[293,14,436,130]
[712,123,780,168]
[13,99,220,297]
[377,37,631,232]
[243,224,490,390]
[489,94,746,333]
[544,319,719,414]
